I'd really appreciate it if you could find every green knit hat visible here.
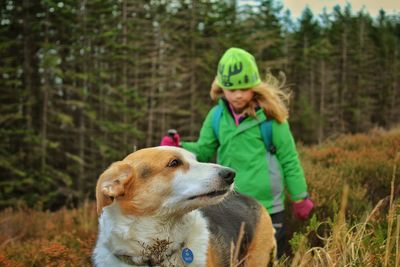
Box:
[216,47,261,90]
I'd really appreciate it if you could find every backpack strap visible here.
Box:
[260,119,276,154]
[212,104,276,154]
[211,105,223,139]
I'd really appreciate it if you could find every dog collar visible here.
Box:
[114,242,187,266]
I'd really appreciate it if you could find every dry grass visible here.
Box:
[286,177,399,267]
[230,222,248,267]
[281,127,400,267]
[0,200,97,267]
[1,128,399,266]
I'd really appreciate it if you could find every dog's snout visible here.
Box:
[219,168,235,185]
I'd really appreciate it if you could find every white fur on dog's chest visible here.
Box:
[93,204,210,267]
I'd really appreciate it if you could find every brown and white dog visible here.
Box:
[93,146,275,267]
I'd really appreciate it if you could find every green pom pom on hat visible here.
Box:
[216,47,261,90]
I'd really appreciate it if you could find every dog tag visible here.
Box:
[181,248,194,264]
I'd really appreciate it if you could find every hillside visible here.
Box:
[1,128,399,266]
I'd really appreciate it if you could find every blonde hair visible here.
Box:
[210,72,291,123]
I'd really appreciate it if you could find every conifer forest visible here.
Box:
[1,0,399,209]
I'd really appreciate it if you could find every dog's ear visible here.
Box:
[96,161,134,215]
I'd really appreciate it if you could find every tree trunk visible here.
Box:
[189,1,197,137]
[122,0,129,151]
[318,59,326,143]
[23,0,33,131]
[40,81,48,172]
[23,0,33,167]
[146,60,155,147]
[146,27,158,147]
[390,39,398,124]
[132,51,139,151]
[354,18,364,132]
[157,19,166,143]
[40,9,50,172]
[339,28,347,133]
[309,58,315,110]
[78,0,87,191]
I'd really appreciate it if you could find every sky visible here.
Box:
[239,0,400,18]
[282,0,399,18]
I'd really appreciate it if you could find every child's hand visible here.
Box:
[160,129,180,147]
[292,198,314,220]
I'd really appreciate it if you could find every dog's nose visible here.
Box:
[219,168,235,185]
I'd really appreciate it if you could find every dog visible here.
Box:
[93,146,276,266]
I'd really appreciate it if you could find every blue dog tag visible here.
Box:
[181,247,194,264]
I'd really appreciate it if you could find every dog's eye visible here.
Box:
[167,159,181,168]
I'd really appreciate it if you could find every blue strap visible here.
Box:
[211,105,223,139]
[260,119,276,154]
[260,120,272,149]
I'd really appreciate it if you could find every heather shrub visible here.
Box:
[0,201,96,267]
[284,127,400,266]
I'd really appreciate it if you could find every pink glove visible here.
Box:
[293,198,314,220]
[160,130,180,147]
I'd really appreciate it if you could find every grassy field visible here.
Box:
[1,128,399,267]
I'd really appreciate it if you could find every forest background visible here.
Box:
[0,0,399,211]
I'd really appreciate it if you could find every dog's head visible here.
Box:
[96,146,235,216]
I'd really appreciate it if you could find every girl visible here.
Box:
[160,47,313,257]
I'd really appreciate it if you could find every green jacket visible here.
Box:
[181,99,308,214]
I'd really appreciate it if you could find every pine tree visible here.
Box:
[1,0,400,209]
[286,7,321,143]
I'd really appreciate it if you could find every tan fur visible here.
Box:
[96,161,134,214]
[94,147,276,267]
[206,241,220,267]
[244,207,276,266]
